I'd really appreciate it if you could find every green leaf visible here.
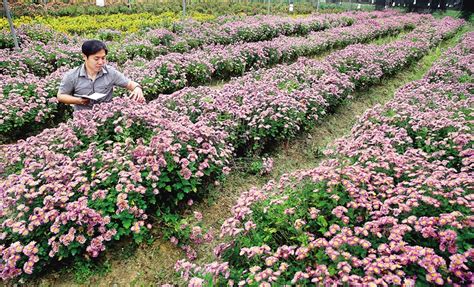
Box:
[317,215,328,227]
[122,219,132,229]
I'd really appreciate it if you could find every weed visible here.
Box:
[72,257,111,284]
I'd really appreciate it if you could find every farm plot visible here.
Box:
[1,12,426,143]
[176,32,473,287]
[0,13,466,282]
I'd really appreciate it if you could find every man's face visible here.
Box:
[83,49,107,74]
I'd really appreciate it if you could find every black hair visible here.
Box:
[81,40,108,58]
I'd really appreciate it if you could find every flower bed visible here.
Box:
[175,32,473,287]
[124,14,423,96]
[154,17,463,154]
[5,2,334,18]
[0,16,465,281]
[0,12,363,78]
[0,12,418,143]
[0,12,190,36]
[0,99,233,280]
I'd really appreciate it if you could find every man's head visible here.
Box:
[82,40,108,74]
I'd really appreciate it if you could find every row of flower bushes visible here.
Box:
[7,2,328,18]
[0,11,366,50]
[176,31,473,286]
[138,14,450,153]
[0,12,209,37]
[123,13,422,95]
[106,12,359,59]
[0,12,365,77]
[0,12,416,143]
[0,16,464,281]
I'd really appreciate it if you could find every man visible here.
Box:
[57,40,145,111]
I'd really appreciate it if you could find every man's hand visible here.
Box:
[77,98,90,105]
[129,86,145,103]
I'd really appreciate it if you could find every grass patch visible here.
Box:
[72,258,111,285]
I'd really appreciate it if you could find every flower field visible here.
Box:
[176,32,474,286]
[0,9,471,285]
[1,11,423,143]
[1,12,361,142]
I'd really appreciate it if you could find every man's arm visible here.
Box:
[57,70,90,106]
[125,81,145,102]
[57,93,90,105]
[109,66,145,103]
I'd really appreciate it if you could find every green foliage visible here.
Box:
[72,257,111,284]
[0,32,15,49]
[248,158,264,175]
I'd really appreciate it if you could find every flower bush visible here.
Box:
[162,210,215,261]
[176,32,473,287]
[0,68,67,141]
[0,12,417,143]
[0,99,232,280]
[155,16,464,154]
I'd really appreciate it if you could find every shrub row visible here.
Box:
[0,12,414,144]
[107,12,361,60]
[152,16,463,154]
[125,13,422,96]
[5,2,336,18]
[176,32,473,286]
[0,12,363,77]
[0,12,206,36]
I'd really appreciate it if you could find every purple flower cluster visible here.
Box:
[0,32,82,77]
[0,23,70,49]
[0,67,66,137]
[166,210,214,261]
[0,98,232,280]
[1,11,407,143]
[260,157,274,175]
[175,259,230,283]
[155,16,463,153]
[178,32,473,286]
[425,32,474,84]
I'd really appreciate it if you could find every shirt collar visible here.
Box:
[79,64,108,78]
